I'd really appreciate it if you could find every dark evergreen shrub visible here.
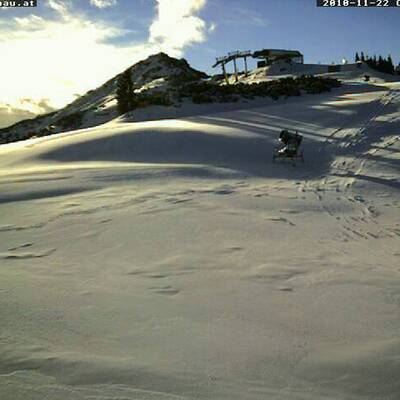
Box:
[116,69,137,114]
[57,111,84,129]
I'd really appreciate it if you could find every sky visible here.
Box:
[0,0,399,128]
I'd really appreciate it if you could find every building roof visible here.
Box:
[252,49,303,59]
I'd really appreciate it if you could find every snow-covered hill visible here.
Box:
[0,76,399,399]
[0,53,207,144]
[240,61,400,85]
[3,55,399,147]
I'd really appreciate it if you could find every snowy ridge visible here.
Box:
[0,53,207,144]
[240,61,400,85]
[3,55,399,146]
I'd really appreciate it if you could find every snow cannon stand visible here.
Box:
[273,130,304,165]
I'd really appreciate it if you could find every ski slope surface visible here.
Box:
[0,81,399,400]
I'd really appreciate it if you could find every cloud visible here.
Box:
[0,99,56,129]
[222,5,267,28]
[149,0,209,56]
[90,0,118,9]
[208,22,217,33]
[0,1,143,112]
[0,107,36,130]
[47,0,70,17]
[0,0,210,127]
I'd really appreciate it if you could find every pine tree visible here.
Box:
[378,55,383,69]
[355,52,360,62]
[116,69,137,115]
[364,54,396,75]
[381,56,388,74]
[387,55,394,74]
[381,56,389,74]
[360,52,365,62]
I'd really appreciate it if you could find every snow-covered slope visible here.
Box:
[241,61,400,85]
[0,53,207,144]
[1,79,399,400]
[2,57,398,146]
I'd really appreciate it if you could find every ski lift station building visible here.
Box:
[253,49,304,68]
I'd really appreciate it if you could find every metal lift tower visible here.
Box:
[212,50,252,84]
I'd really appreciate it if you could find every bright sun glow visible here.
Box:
[0,0,210,127]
